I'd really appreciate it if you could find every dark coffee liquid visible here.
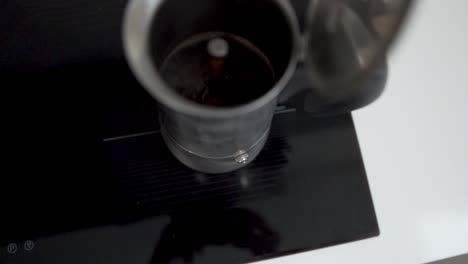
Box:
[160,32,276,107]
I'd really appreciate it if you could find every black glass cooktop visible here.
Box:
[0,0,379,263]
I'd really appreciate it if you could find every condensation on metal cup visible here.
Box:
[123,0,413,173]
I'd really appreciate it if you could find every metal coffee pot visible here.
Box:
[124,0,413,173]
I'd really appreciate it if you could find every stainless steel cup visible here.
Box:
[124,0,412,173]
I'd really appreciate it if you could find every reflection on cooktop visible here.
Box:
[151,208,279,263]
[105,117,290,219]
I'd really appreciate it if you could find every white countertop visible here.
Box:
[260,1,468,263]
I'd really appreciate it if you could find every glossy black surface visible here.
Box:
[1,90,379,263]
[1,0,379,263]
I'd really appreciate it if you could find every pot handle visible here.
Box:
[281,0,412,114]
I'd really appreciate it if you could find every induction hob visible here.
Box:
[0,0,379,263]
